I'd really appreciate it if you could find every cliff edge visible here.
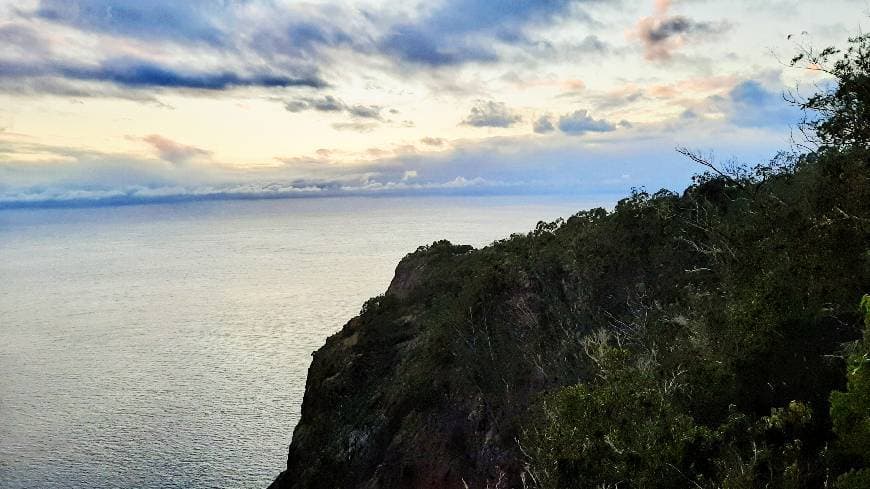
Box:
[268,145,868,488]
[268,239,569,488]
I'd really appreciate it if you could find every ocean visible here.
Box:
[0,196,599,489]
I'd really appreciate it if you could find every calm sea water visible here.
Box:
[0,196,599,489]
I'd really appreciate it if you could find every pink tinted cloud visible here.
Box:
[142,134,211,165]
[630,0,731,61]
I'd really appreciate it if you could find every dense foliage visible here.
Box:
[523,33,870,489]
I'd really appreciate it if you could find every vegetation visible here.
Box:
[828,295,870,488]
[275,32,869,489]
[524,32,870,489]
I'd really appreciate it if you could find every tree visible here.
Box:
[790,33,870,150]
[829,296,870,488]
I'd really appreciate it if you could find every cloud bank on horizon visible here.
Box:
[0,0,861,207]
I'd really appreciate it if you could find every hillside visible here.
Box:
[270,34,870,489]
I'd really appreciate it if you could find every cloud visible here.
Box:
[0,77,166,104]
[517,33,619,67]
[285,95,384,120]
[574,34,610,54]
[379,24,498,67]
[141,135,211,165]
[578,75,740,114]
[308,95,345,112]
[332,121,378,132]
[6,0,603,101]
[33,0,228,45]
[378,0,586,67]
[285,95,343,112]
[722,80,801,128]
[558,110,616,135]
[347,105,383,120]
[283,100,309,112]
[0,24,50,56]
[462,100,522,128]
[7,1,342,98]
[255,18,358,65]
[632,0,731,61]
[0,141,519,207]
[30,0,574,93]
[585,88,646,109]
[665,76,802,129]
[0,58,326,91]
[0,115,804,210]
[533,115,556,134]
[80,60,325,90]
[0,177,518,209]
[421,137,446,146]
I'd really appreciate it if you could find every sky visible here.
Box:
[0,0,865,207]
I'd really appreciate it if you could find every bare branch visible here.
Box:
[676,147,739,184]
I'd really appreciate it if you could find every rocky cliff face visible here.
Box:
[268,241,559,489]
[267,216,682,489]
[265,193,706,489]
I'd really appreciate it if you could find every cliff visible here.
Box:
[269,141,869,488]
[267,31,870,488]
[269,239,572,488]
